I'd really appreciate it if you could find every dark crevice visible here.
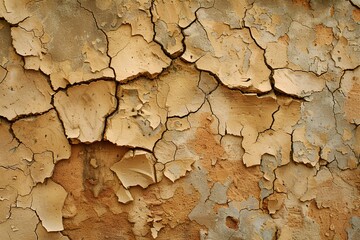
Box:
[76,0,116,80]
[5,107,54,123]
[102,81,120,140]
[349,0,360,9]
[54,77,117,92]
[149,0,181,59]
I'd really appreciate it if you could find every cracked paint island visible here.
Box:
[0,0,359,239]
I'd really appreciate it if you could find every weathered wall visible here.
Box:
[0,0,360,239]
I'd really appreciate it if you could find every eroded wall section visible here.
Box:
[0,0,360,239]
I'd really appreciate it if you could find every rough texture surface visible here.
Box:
[0,0,359,239]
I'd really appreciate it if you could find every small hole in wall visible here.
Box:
[225,216,239,230]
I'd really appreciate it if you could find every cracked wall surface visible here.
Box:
[0,0,360,239]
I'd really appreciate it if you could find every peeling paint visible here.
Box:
[0,0,359,239]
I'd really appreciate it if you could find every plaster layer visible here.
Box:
[0,0,359,239]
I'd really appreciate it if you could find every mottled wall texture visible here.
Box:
[0,0,360,239]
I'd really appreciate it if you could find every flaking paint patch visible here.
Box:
[30,180,67,231]
[54,80,116,143]
[1,0,360,239]
[111,150,156,189]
